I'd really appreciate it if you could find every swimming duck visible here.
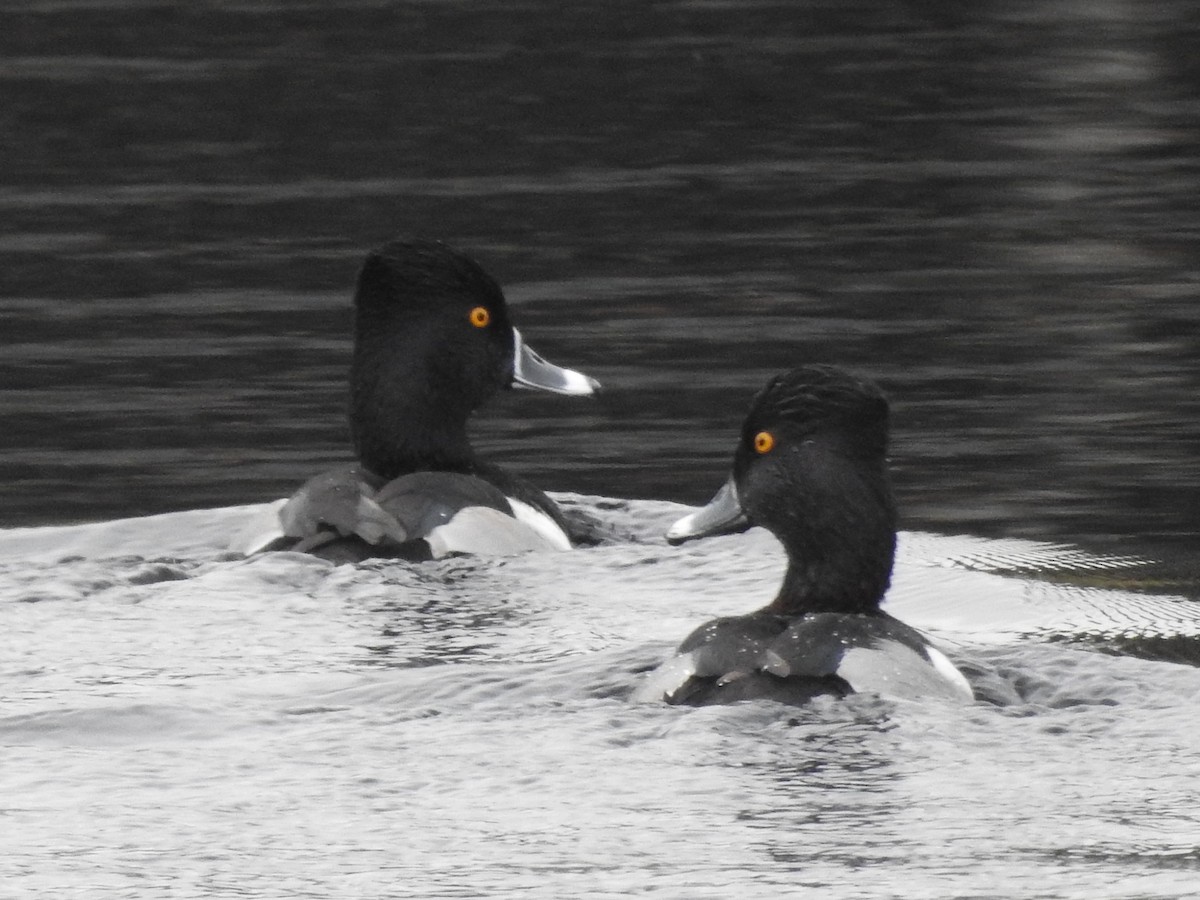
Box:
[636,365,973,706]
[233,239,599,562]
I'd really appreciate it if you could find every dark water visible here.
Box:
[2,0,1197,562]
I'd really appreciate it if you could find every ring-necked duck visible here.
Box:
[232,239,599,562]
[635,365,973,706]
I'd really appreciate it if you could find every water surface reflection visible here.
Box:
[1,0,1196,558]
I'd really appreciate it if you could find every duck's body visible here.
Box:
[639,607,972,706]
[638,366,973,706]
[238,464,572,563]
[232,239,598,562]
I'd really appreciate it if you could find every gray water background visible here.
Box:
[4,2,1200,898]
[2,0,1198,558]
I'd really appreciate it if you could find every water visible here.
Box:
[3,1,1200,897]
[5,502,1200,897]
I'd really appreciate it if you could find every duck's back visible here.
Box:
[766,612,973,702]
[636,610,972,706]
[231,466,571,561]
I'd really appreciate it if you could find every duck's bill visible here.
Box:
[512,329,600,396]
[666,477,749,545]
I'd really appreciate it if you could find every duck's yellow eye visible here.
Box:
[469,306,491,328]
[753,431,775,454]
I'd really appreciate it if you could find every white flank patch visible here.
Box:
[425,505,568,558]
[507,498,572,551]
[838,640,973,702]
[924,645,975,700]
[631,652,698,704]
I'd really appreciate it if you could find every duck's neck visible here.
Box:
[763,516,896,618]
[351,405,475,480]
[349,353,476,480]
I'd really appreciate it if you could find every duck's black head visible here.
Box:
[670,365,897,615]
[350,239,598,479]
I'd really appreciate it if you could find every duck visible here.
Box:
[635,365,973,706]
[232,239,599,562]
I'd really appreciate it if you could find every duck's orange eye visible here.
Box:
[468,306,491,328]
[753,431,775,454]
